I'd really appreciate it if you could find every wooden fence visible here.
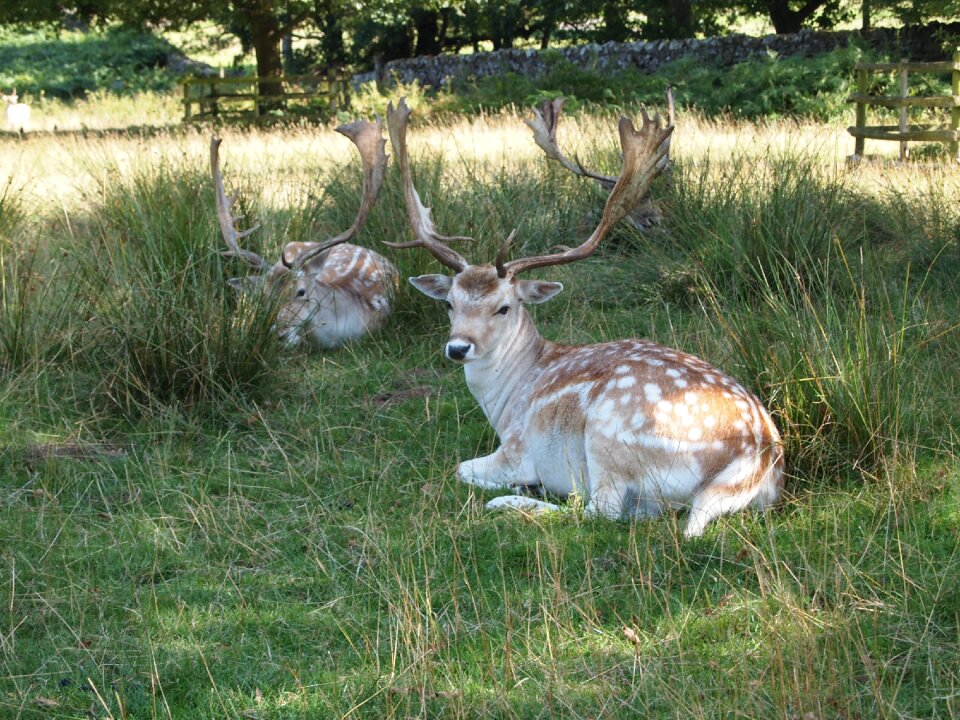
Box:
[181,73,350,122]
[848,50,960,161]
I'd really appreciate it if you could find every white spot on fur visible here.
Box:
[644,383,662,402]
[598,399,616,419]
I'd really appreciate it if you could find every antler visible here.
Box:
[281,118,389,268]
[384,98,471,273]
[211,136,268,271]
[524,97,618,187]
[501,104,674,278]
[526,90,675,192]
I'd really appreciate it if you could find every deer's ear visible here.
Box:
[516,280,563,304]
[409,274,452,301]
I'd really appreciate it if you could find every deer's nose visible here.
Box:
[446,342,472,361]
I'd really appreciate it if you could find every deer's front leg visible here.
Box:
[457,450,518,489]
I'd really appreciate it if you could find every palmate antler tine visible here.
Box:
[525,97,619,186]
[384,97,470,273]
[210,136,268,271]
[286,118,389,268]
[503,108,674,278]
[655,87,676,174]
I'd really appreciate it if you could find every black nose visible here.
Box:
[446,343,470,361]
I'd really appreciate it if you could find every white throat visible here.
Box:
[462,309,544,434]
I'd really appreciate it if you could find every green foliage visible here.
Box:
[440,44,876,121]
[0,26,182,98]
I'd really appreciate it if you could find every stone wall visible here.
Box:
[353,23,960,90]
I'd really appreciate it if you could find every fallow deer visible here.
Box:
[3,90,30,133]
[386,98,783,538]
[211,120,397,348]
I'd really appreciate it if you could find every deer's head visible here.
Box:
[385,97,673,363]
[211,121,388,346]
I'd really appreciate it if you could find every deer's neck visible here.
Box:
[463,308,549,434]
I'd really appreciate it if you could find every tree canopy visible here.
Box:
[0,0,956,79]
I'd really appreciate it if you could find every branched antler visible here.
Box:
[282,118,389,268]
[386,96,673,279]
[211,136,268,271]
[525,90,675,233]
[526,90,675,190]
[212,120,388,276]
[501,106,674,277]
[384,98,471,273]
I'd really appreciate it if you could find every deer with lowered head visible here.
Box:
[386,98,783,538]
[3,90,30,133]
[211,120,397,349]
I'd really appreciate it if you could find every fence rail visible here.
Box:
[847,52,960,161]
[181,73,350,122]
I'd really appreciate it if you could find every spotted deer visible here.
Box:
[3,90,30,133]
[386,98,783,538]
[211,120,397,348]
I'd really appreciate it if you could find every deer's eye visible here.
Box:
[296,288,307,298]
[495,305,510,316]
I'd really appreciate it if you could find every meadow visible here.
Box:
[2,84,960,720]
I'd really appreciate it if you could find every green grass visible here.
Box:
[1,105,959,719]
[0,26,184,99]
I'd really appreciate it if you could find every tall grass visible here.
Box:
[0,177,81,372]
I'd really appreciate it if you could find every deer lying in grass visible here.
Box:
[211,120,397,348]
[386,98,783,538]
[3,90,30,133]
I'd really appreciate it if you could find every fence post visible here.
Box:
[952,48,959,162]
[855,67,867,156]
[182,80,192,121]
[898,59,909,161]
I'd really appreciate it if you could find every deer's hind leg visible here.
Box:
[682,452,778,538]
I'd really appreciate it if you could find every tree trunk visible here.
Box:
[315,0,347,66]
[600,2,630,42]
[411,7,442,56]
[668,0,695,38]
[767,0,828,34]
[249,12,283,106]
[282,31,294,72]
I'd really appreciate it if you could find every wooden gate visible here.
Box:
[181,73,350,122]
[847,50,960,161]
